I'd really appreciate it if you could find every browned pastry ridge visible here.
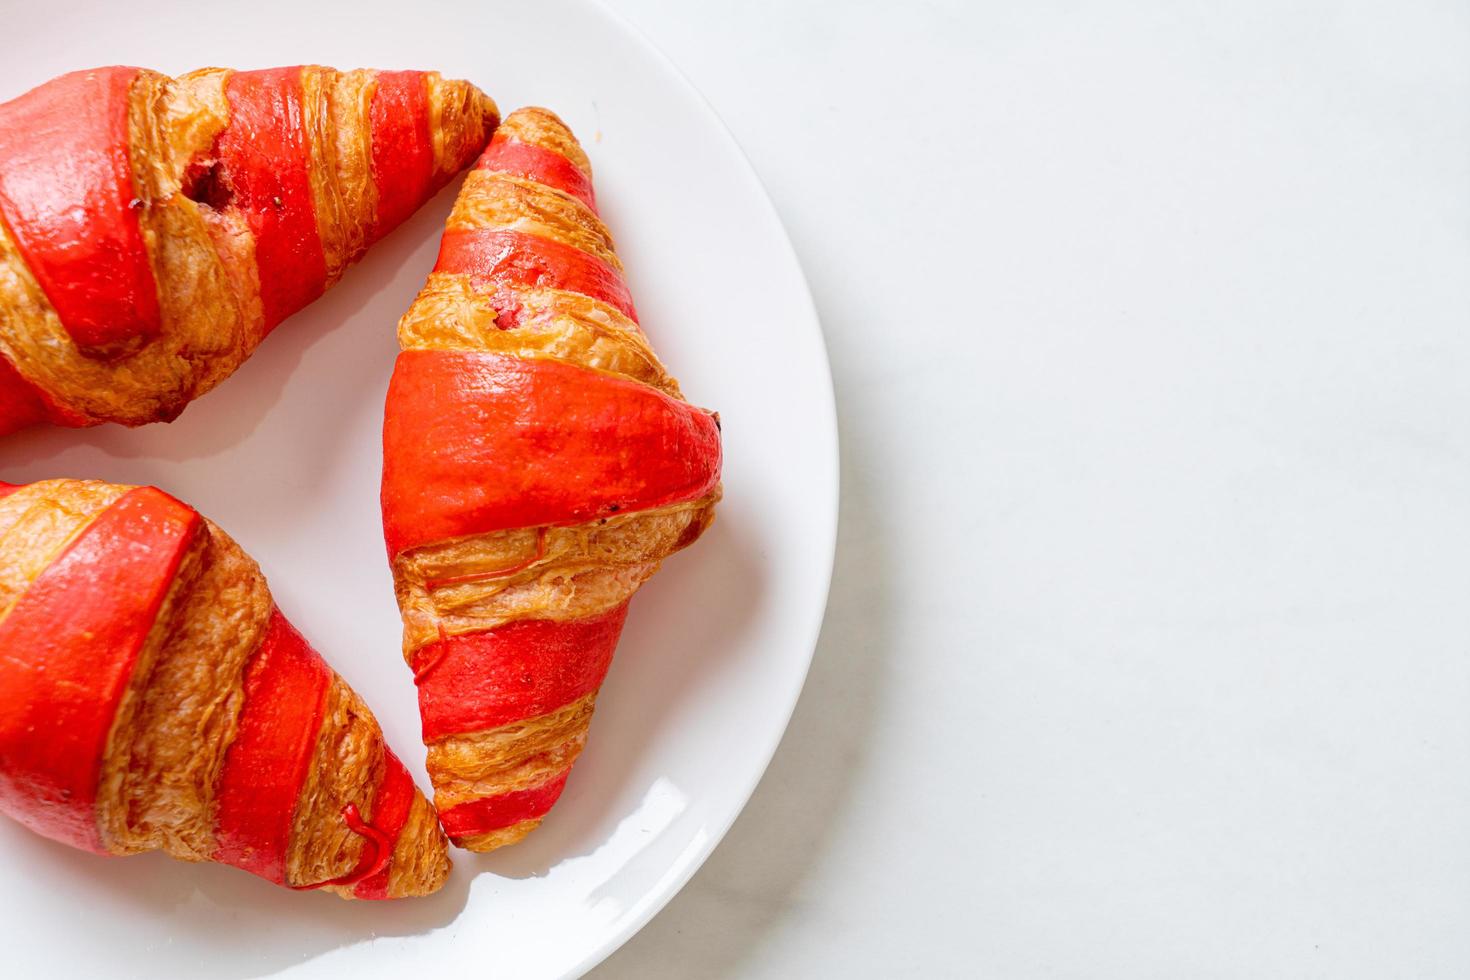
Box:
[0,478,449,899]
[0,65,496,433]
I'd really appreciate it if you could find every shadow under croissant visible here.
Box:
[476,512,767,880]
[0,819,471,976]
[594,230,889,979]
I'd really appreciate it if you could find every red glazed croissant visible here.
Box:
[382,108,723,851]
[0,65,497,435]
[0,478,449,899]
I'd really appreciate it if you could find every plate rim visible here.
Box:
[566,1,840,975]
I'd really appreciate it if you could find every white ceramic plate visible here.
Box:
[0,1,837,976]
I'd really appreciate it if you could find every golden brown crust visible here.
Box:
[395,272,497,350]
[427,73,500,182]
[393,496,716,657]
[397,278,677,395]
[161,69,234,175]
[304,65,441,284]
[165,68,267,345]
[427,694,595,807]
[0,69,257,425]
[287,677,376,886]
[499,107,591,176]
[96,520,209,855]
[383,791,451,899]
[129,65,257,382]
[454,821,540,852]
[0,479,449,898]
[302,67,352,285]
[0,481,128,618]
[449,171,621,269]
[117,69,173,362]
[328,69,380,272]
[0,67,492,429]
[99,517,272,860]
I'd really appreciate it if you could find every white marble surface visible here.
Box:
[593,1,1470,976]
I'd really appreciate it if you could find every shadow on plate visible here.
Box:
[594,228,890,978]
[479,510,767,880]
[2,820,471,977]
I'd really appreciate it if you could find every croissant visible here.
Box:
[0,65,498,435]
[0,478,449,899]
[381,108,724,851]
